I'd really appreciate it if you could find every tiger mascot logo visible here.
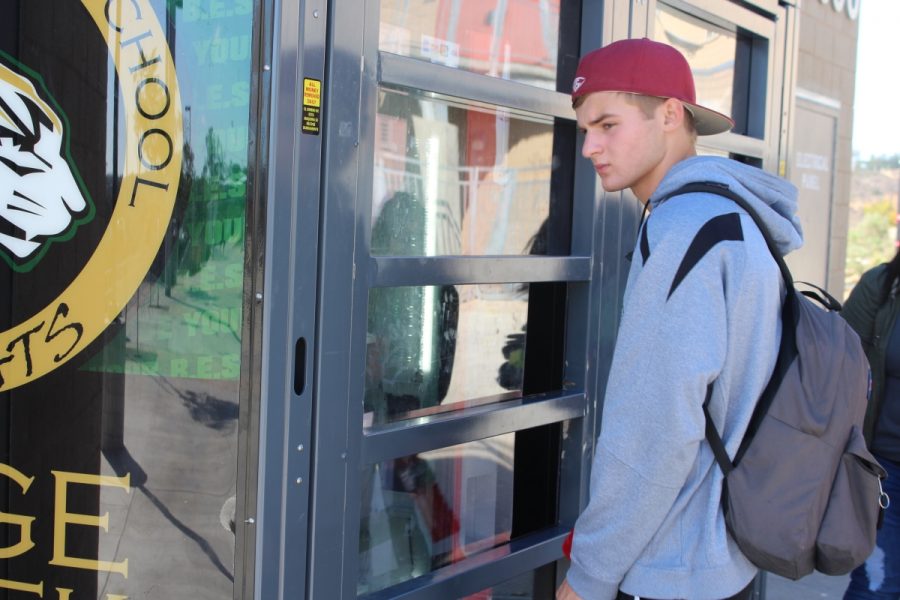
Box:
[0,60,90,264]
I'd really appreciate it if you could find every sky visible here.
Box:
[852,0,900,159]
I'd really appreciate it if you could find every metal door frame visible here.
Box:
[250,0,329,597]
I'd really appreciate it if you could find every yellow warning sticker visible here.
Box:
[303,78,321,107]
[302,77,321,134]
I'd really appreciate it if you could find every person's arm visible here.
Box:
[564,208,732,599]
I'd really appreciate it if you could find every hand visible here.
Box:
[556,579,583,600]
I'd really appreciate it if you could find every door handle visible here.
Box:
[294,337,306,395]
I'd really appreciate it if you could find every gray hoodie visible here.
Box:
[567,156,803,599]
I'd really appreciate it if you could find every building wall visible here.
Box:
[794,0,861,294]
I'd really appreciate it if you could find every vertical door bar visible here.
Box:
[235,0,277,595]
[256,0,328,597]
[307,0,368,596]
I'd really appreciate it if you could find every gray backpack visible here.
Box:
[671,182,889,580]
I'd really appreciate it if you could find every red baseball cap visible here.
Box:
[571,37,734,136]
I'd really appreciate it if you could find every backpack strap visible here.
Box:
[668,184,842,315]
[703,383,734,475]
[659,181,799,471]
[797,281,843,311]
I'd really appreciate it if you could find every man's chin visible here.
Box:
[600,180,627,193]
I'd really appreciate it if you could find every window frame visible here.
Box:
[309,0,591,598]
[650,0,782,169]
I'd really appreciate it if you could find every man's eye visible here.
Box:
[602,123,615,130]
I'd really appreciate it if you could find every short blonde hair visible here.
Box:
[574,92,696,138]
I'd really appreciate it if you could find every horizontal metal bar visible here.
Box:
[699,131,767,159]
[362,392,586,464]
[361,526,571,600]
[379,51,574,120]
[370,256,592,287]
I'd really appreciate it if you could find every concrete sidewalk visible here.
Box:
[764,571,849,599]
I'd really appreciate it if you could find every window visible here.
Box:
[654,2,769,139]
[373,88,556,257]
[358,433,515,594]
[379,0,562,89]
[365,283,528,426]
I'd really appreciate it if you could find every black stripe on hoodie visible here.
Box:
[667,212,744,300]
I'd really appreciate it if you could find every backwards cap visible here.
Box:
[571,37,734,136]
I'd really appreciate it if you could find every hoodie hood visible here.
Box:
[650,155,803,256]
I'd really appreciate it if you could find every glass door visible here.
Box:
[307,0,604,598]
[0,0,264,598]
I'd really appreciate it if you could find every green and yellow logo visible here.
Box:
[0,0,182,391]
[0,54,95,271]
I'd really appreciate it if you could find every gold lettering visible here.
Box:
[58,589,124,600]
[0,463,36,559]
[50,471,131,577]
[0,578,42,596]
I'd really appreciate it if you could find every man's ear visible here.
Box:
[661,98,686,131]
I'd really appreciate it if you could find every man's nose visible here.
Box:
[581,133,596,159]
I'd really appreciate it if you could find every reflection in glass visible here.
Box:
[358,434,515,594]
[373,87,554,257]
[380,0,560,88]
[87,0,252,592]
[471,569,537,599]
[365,284,528,426]
[93,1,253,593]
[0,0,252,596]
[654,3,736,121]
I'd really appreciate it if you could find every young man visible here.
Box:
[557,38,803,600]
